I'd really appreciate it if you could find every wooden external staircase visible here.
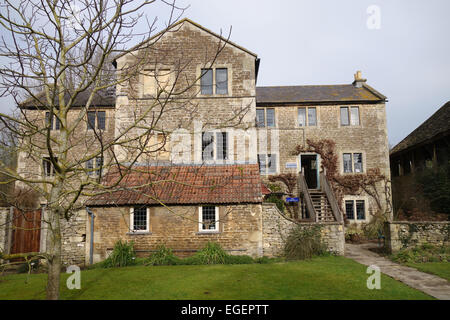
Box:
[298,171,343,223]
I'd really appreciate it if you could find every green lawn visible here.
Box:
[0,256,433,300]
[406,262,450,282]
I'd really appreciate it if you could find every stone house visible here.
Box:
[1,18,390,265]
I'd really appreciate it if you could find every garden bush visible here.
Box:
[146,245,181,266]
[284,225,328,260]
[194,242,228,265]
[390,243,450,263]
[101,240,136,268]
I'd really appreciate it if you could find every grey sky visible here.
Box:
[1,0,449,146]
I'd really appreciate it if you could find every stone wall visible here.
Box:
[89,204,263,263]
[0,207,8,254]
[384,221,450,253]
[261,203,345,256]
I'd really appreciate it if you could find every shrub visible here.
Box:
[390,243,450,263]
[194,242,228,265]
[102,240,136,268]
[284,225,328,260]
[265,194,286,213]
[146,245,181,266]
[224,255,254,264]
[415,164,450,215]
[255,256,283,264]
[345,223,365,243]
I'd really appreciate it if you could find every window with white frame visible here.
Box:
[343,153,363,173]
[201,132,228,161]
[345,200,366,221]
[257,154,277,174]
[199,206,219,232]
[256,108,275,127]
[130,206,149,232]
[86,157,103,177]
[340,106,360,126]
[298,107,317,126]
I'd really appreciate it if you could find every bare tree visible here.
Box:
[0,0,252,300]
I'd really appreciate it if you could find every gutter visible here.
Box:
[86,207,95,265]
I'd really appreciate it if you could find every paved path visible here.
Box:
[345,243,450,300]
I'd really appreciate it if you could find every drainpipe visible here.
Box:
[86,207,95,265]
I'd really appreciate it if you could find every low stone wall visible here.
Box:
[384,221,450,253]
[261,203,345,257]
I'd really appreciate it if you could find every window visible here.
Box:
[86,157,103,177]
[43,157,57,177]
[258,154,277,174]
[200,68,228,95]
[45,112,60,130]
[200,69,213,95]
[131,206,149,232]
[256,108,275,127]
[87,111,105,130]
[143,69,171,95]
[201,132,228,161]
[345,200,354,220]
[343,153,363,173]
[345,200,366,221]
[199,206,219,232]
[215,68,228,95]
[341,106,360,126]
[298,107,317,126]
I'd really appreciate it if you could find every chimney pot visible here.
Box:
[353,70,366,88]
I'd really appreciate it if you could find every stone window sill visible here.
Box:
[196,231,221,235]
[126,232,152,236]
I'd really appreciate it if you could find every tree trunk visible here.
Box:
[45,208,62,300]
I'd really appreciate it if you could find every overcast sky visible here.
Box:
[1,0,449,146]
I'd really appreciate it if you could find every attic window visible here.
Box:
[200,68,228,95]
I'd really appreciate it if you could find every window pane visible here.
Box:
[202,206,216,230]
[343,153,352,173]
[268,154,277,174]
[97,111,106,130]
[345,200,354,220]
[340,107,349,126]
[266,108,275,127]
[353,153,363,173]
[216,132,227,160]
[256,109,265,127]
[202,132,214,161]
[54,116,60,130]
[200,69,213,95]
[215,68,228,95]
[87,111,96,130]
[96,157,103,176]
[298,108,306,127]
[350,107,360,126]
[258,154,267,174]
[356,200,365,220]
[45,112,52,129]
[308,107,317,126]
[133,207,147,231]
[86,159,94,176]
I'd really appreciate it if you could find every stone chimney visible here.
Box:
[352,70,367,88]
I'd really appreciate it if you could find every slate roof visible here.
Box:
[19,87,115,109]
[86,164,263,206]
[390,101,450,156]
[256,84,386,105]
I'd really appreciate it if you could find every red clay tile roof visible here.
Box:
[261,183,271,195]
[86,164,263,206]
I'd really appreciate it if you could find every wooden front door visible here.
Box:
[10,208,42,255]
